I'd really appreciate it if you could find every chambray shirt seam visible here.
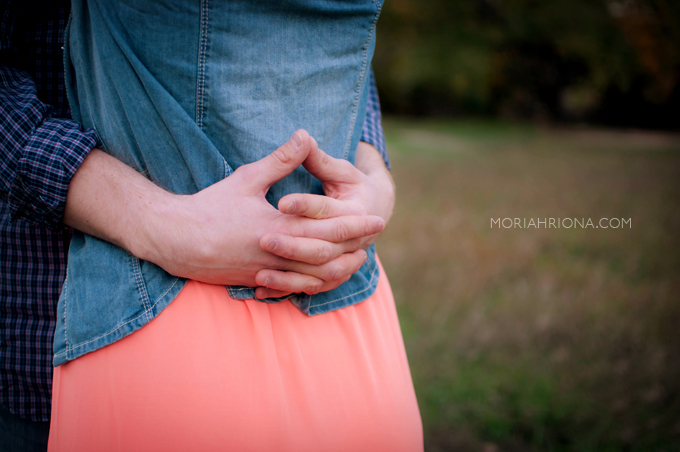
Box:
[54,308,148,358]
[131,256,152,323]
[153,276,181,306]
[311,259,379,309]
[61,274,70,355]
[195,0,209,129]
[342,1,381,161]
[55,277,183,358]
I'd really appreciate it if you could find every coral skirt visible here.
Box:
[48,260,423,452]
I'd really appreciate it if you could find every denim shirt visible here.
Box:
[53,0,384,366]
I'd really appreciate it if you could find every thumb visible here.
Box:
[241,129,313,192]
[303,142,362,185]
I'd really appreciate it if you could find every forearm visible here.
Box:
[62,148,171,263]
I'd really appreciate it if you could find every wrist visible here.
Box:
[374,173,395,224]
[125,186,184,270]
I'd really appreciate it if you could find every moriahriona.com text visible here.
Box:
[490,218,631,229]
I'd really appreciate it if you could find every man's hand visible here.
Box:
[254,140,395,299]
[64,130,385,295]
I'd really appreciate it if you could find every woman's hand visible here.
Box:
[254,141,395,298]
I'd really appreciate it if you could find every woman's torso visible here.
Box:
[55,0,384,366]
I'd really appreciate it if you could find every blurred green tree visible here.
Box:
[372,0,680,129]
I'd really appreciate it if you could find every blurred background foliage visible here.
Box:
[378,120,680,452]
[371,1,680,450]
[373,0,680,129]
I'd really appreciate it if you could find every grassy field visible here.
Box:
[376,118,680,452]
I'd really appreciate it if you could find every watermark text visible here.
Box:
[490,218,631,228]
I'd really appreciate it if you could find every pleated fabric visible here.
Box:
[48,260,423,452]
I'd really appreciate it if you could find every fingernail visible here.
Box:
[286,201,297,214]
[266,238,278,251]
[291,132,303,150]
[363,252,368,261]
[376,220,385,231]
[264,277,271,287]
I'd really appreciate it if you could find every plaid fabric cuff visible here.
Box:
[8,118,96,229]
[359,68,390,170]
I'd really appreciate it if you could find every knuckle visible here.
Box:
[271,147,292,166]
[280,240,298,260]
[276,283,292,293]
[323,263,342,282]
[317,200,332,219]
[363,220,374,237]
[191,241,214,264]
[271,216,292,235]
[334,221,350,242]
[304,280,323,295]
[314,245,332,265]
[272,277,291,291]
[347,238,362,252]
[233,164,252,182]
[257,271,273,287]
[293,198,308,215]
[270,257,291,271]
[320,151,332,167]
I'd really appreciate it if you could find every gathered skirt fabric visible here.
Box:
[48,260,423,452]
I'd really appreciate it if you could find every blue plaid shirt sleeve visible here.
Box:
[0,65,98,229]
[359,67,390,170]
